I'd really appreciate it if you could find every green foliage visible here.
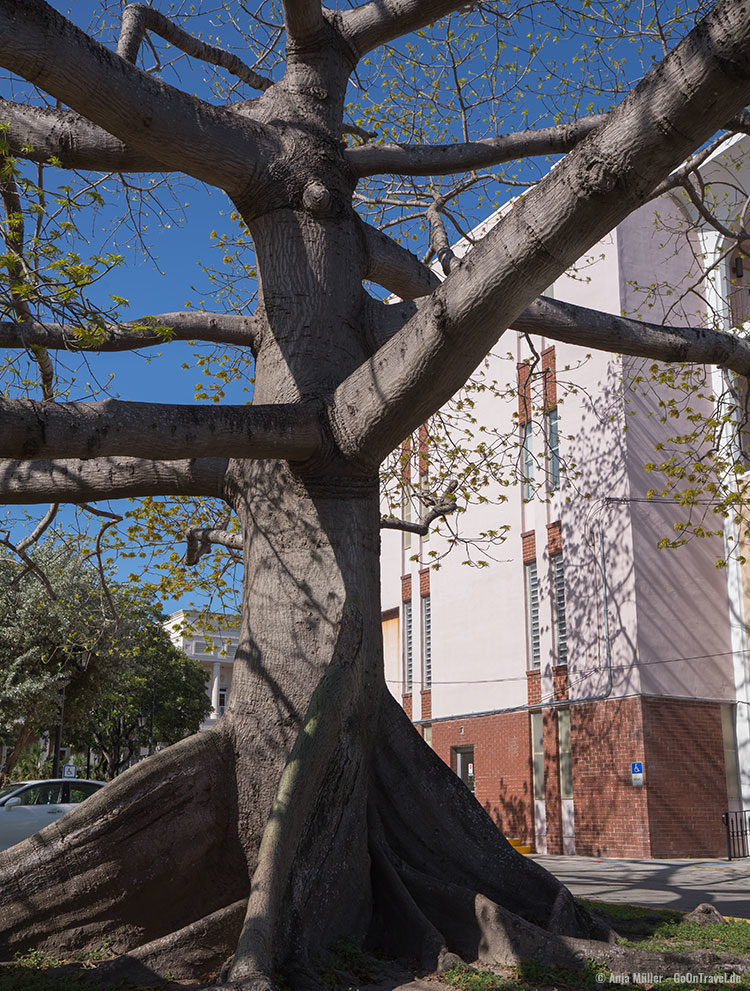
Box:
[0,537,210,778]
[316,939,383,991]
[68,621,212,779]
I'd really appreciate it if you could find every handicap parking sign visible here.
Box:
[631,761,644,786]
[62,763,77,779]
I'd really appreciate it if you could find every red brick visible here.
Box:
[419,568,430,597]
[421,689,432,720]
[542,346,557,410]
[517,361,532,424]
[527,671,541,706]
[401,574,412,603]
[547,521,562,555]
[402,693,412,720]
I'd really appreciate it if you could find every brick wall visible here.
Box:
[517,362,532,423]
[547,520,562,555]
[431,711,534,847]
[553,666,569,701]
[414,695,729,859]
[542,346,557,410]
[419,568,430,596]
[571,697,651,857]
[527,671,541,706]
[642,697,727,857]
[401,574,412,602]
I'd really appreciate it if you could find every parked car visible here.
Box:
[0,778,105,852]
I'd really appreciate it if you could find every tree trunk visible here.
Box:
[0,718,36,781]
[0,199,600,987]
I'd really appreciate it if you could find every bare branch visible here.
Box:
[282,0,324,51]
[0,100,165,173]
[380,478,457,535]
[340,0,465,59]
[361,221,440,299]
[75,503,123,621]
[185,526,243,566]
[0,457,230,504]
[0,311,261,352]
[0,162,54,399]
[0,529,58,600]
[117,4,272,92]
[345,115,607,178]
[0,398,323,462]
[0,1,280,196]
[329,0,750,466]
[513,296,750,376]
[16,502,58,552]
[426,199,455,276]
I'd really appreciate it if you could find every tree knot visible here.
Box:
[302,181,331,215]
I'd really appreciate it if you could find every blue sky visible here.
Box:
[0,0,704,614]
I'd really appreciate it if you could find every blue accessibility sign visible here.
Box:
[631,762,643,775]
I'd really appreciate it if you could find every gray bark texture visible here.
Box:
[1,0,750,988]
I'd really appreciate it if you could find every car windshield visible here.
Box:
[0,782,27,800]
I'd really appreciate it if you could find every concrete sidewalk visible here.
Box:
[532,855,750,918]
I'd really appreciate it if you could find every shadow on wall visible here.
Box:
[484,776,533,846]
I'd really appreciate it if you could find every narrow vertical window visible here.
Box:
[558,709,573,800]
[552,552,568,665]
[547,407,560,491]
[403,600,413,692]
[422,593,432,688]
[522,422,534,500]
[402,488,412,550]
[525,560,541,669]
[530,712,544,800]
[722,705,740,802]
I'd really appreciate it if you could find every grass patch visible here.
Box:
[317,938,384,991]
[440,960,750,991]
[578,899,750,957]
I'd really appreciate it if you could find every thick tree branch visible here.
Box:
[185,526,243,566]
[513,296,750,375]
[340,0,465,59]
[329,0,750,466]
[117,5,272,92]
[282,0,324,51]
[426,199,455,276]
[0,311,261,353]
[0,398,323,462]
[0,1,280,196]
[346,115,608,178]
[0,457,230,504]
[0,100,165,173]
[361,221,440,299]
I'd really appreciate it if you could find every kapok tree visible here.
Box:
[2,0,750,986]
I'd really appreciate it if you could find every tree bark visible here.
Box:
[2,1,750,987]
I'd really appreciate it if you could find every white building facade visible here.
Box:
[164,611,238,730]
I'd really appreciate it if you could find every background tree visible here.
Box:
[2,1,750,988]
[0,535,208,779]
[0,535,120,779]
[68,618,212,780]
